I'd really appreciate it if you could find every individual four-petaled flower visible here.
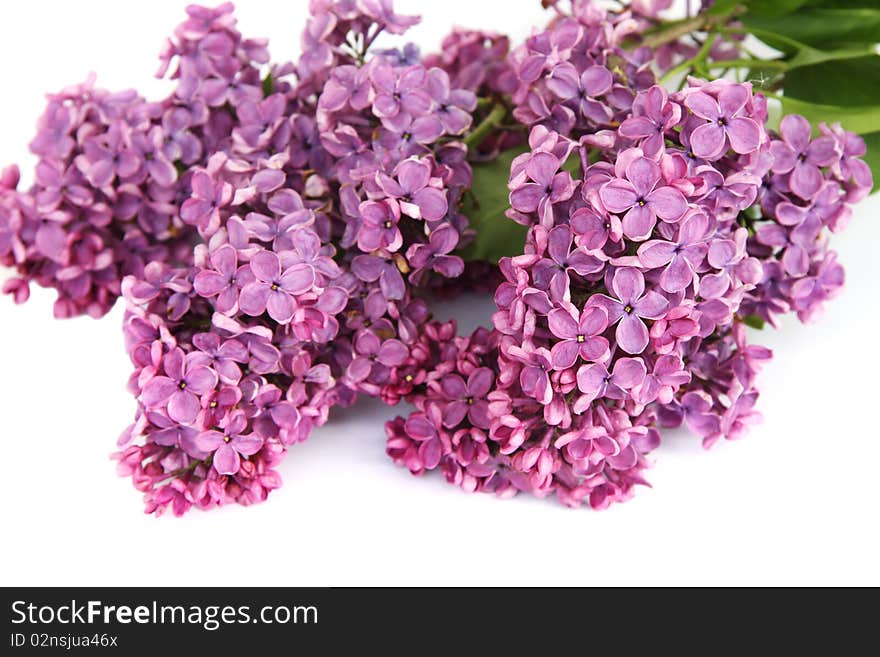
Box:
[590,267,668,354]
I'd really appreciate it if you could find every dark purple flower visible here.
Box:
[634,354,690,405]
[347,331,408,382]
[351,255,405,300]
[426,68,476,135]
[754,217,821,278]
[406,225,464,283]
[533,224,604,300]
[506,345,554,405]
[546,62,613,124]
[250,384,300,442]
[161,107,202,164]
[439,367,494,429]
[33,161,93,212]
[132,126,178,187]
[371,64,432,126]
[75,125,141,188]
[570,206,621,250]
[192,333,248,385]
[404,405,447,470]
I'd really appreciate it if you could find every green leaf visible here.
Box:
[743,314,766,330]
[773,96,880,136]
[859,131,880,193]
[785,44,875,70]
[804,0,880,10]
[743,8,880,50]
[707,0,743,17]
[458,146,529,263]
[745,0,811,17]
[784,56,880,107]
[262,73,274,97]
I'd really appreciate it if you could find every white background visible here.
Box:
[1,1,878,587]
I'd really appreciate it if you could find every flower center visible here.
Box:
[384,220,393,229]
[717,118,727,127]
[405,374,414,382]
[224,435,231,443]
[624,304,633,314]
[637,198,646,207]
[577,334,585,343]
[466,397,474,405]
[271,283,279,291]
[178,382,187,390]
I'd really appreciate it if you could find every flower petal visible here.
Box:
[168,390,201,424]
[213,443,241,475]
[647,186,687,221]
[266,290,295,324]
[612,267,645,304]
[726,117,761,155]
[599,179,638,213]
[250,250,281,283]
[616,314,650,354]
[690,123,727,160]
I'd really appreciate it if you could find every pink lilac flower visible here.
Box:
[591,267,668,354]
[509,152,576,227]
[196,411,263,475]
[180,171,233,235]
[438,367,494,429]
[599,154,688,240]
[637,210,708,293]
[770,114,840,200]
[357,199,403,252]
[142,348,218,424]
[547,305,609,369]
[377,158,448,221]
[239,250,315,323]
[683,84,762,160]
[193,244,252,314]
[619,85,681,157]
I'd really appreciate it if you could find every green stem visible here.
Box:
[660,32,717,83]
[640,15,711,49]
[707,58,788,71]
[463,103,508,150]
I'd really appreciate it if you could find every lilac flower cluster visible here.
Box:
[3,0,873,515]
[742,115,873,325]
[1,3,272,318]
[385,3,872,509]
[112,0,521,515]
